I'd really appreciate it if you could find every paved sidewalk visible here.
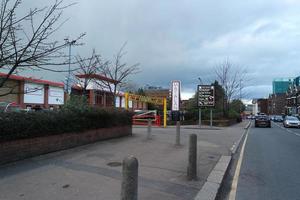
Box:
[0,121,247,200]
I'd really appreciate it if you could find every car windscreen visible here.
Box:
[286,116,298,121]
[257,116,269,120]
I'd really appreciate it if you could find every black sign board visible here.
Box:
[198,85,215,107]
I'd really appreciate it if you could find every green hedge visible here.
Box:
[0,108,132,142]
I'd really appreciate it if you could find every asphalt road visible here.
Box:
[235,122,300,200]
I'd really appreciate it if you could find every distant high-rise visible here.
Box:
[272,78,293,94]
[293,76,300,87]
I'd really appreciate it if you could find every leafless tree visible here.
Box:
[95,43,140,106]
[0,0,84,96]
[72,49,105,95]
[214,59,247,113]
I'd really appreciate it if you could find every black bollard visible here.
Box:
[147,119,152,139]
[176,121,180,145]
[187,134,197,180]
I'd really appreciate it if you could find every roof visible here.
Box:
[76,74,119,84]
[0,72,64,88]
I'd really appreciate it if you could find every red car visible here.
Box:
[0,102,22,112]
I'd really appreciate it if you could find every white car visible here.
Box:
[283,116,300,128]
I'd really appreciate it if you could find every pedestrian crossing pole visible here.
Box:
[199,108,202,127]
[210,109,213,127]
[163,98,167,128]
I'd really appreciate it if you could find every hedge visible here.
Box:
[0,108,132,142]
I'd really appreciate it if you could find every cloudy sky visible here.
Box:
[19,0,300,99]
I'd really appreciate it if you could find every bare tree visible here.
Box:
[214,59,247,114]
[0,0,84,95]
[72,49,105,95]
[95,43,140,106]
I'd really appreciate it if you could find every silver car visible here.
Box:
[283,116,300,128]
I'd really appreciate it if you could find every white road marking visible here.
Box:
[228,128,249,200]
[272,122,300,137]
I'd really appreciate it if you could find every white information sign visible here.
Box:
[24,82,44,104]
[171,80,181,111]
[48,86,64,105]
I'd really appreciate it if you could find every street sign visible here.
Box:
[171,80,181,111]
[198,85,215,107]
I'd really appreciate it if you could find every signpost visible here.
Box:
[171,80,181,121]
[197,85,215,127]
[172,80,181,145]
[171,81,180,111]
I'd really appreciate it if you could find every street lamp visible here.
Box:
[239,79,242,113]
[197,77,203,127]
[198,77,203,85]
[64,38,77,94]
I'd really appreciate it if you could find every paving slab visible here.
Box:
[0,121,247,200]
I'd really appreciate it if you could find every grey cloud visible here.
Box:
[15,0,300,99]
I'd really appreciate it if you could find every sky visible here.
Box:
[13,0,300,99]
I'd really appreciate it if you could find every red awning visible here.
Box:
[76,74,120,84]
[0,72,64,87]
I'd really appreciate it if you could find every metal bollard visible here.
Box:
[176,121,181,145]
[121,156,138,200]
[187,134,197,180]
[147,119,152,139]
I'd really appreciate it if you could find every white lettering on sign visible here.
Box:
[172,80,181,111]
[198,85,215,107]
[24,82,44,104]
[48,87,64,105]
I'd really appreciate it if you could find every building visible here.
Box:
[73,74,147,110]
[73,74,119,108]
[293,76,300,87]
[0,73,65,109]
[268,93,286,115]
[285,85,300,116]
[144,88,170,99]
[252,98,268,115]
[272,78,293,94]
[144,86,171,111]
[244,103,254,116]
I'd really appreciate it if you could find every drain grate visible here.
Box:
[107,161,122,167]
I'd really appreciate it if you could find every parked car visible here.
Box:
[283,116,300,128]
[255,115,271,128]
[273,115,283,122]
[0,102,22,113]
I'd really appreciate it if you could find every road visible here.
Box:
[229,122,300,200]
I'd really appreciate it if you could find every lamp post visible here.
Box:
[64,38,77,94]
[198,77,203,127]
[239,79,242,114]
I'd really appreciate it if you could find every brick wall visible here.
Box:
[0,79,20,103]
[0,126,132,165]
